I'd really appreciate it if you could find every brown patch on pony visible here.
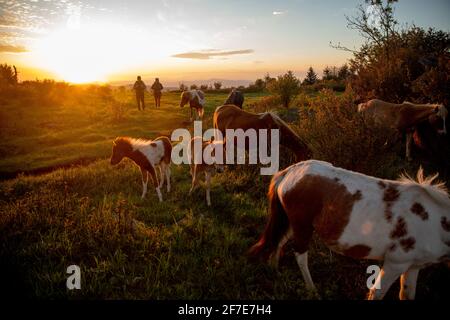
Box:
[389,243,397,252]
[441,217,450,232]
[384,185,400,202]
[383,184,400,223]
[343,244,372,259]
[410,202,429,221]
[390,217,408,239]
[282,174,363,250]
[353,190,363,201]
[399,237,416,252]
[154,136,172,164]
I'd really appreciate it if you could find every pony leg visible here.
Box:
[406,132,413,161]
[367,261,410,300]
[399,267,420,300]
[189,166,198,194]
[205,171,211,206]
[165,165,171,193]
[294,251,318,293]
[140,168,148,199]
[158,165,165,189]
[147,166,162,202]
[271,227,293,268]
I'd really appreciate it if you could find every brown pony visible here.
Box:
[358,99,448,160]
[213,104,311,161]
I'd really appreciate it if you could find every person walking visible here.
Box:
[133,76,147,111]
[151,77,163,108]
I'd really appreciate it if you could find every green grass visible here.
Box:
[0,87,449,300]
[0,89,267,175]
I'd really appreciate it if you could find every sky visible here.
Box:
[0,0,449,85]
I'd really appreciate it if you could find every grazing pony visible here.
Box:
[180,89,205,121]
[213,104,311,161]
[224,89,244,109]
[110,136,172,202]
[358,99,448,160]
[249,160,450,300]
[189,136,225,206]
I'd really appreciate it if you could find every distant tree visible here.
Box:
[200,84,208,91]
[303,67,318,85]
[337,64,351,80]
[323,66,331,80]
[264,73,276,87]
[0,63,18,86]
[254,78,265,91]
[213,82,222,90]
[190,84,198,90]
[268,70,301,108]
[179,83,187,91]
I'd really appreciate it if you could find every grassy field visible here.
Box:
[0,86,449,300]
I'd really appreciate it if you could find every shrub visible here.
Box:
[267,71,300,108]
[297,89,402,177]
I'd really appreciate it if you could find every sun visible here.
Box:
[32,23,151,83]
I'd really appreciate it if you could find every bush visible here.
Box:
[297,89,402,177]
[268,71,300,108]
[247,95,280,113]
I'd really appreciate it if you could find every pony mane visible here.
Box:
[398,167,450,208]
[268,112,301,140]
[115,136,152,150]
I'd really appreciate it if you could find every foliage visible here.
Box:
[213,82,222,90]
[336,0,450,104]
[267,71,301,108]
[302,67,318,85]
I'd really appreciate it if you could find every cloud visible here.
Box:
[272,11,287,16]
[172,49,254,60]
[0,44,28,53]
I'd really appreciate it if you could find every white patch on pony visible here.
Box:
[190,89,205,107]
[131,139,166,165]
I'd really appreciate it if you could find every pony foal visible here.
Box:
[189,136,225,206]
[110,136,172,202]
[250,160,450,300]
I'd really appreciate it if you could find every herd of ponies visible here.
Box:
[109,89,450,300]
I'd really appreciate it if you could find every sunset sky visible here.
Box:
[1,0,449,85]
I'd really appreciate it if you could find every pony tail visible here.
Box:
[248,170,290,261]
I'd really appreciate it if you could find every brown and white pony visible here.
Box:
[180,89,205,121]
[213,104,311,161]
[250,160,450,300]
[189,136,225,206]
[358,99,448,160]
[110,136,172,202]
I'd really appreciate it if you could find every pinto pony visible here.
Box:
[213,104,311,161]
[189,136,225,206]
[180,89,205,121]
[110,136,172,202]
[249,160,450,300]
[358,99,448,160]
